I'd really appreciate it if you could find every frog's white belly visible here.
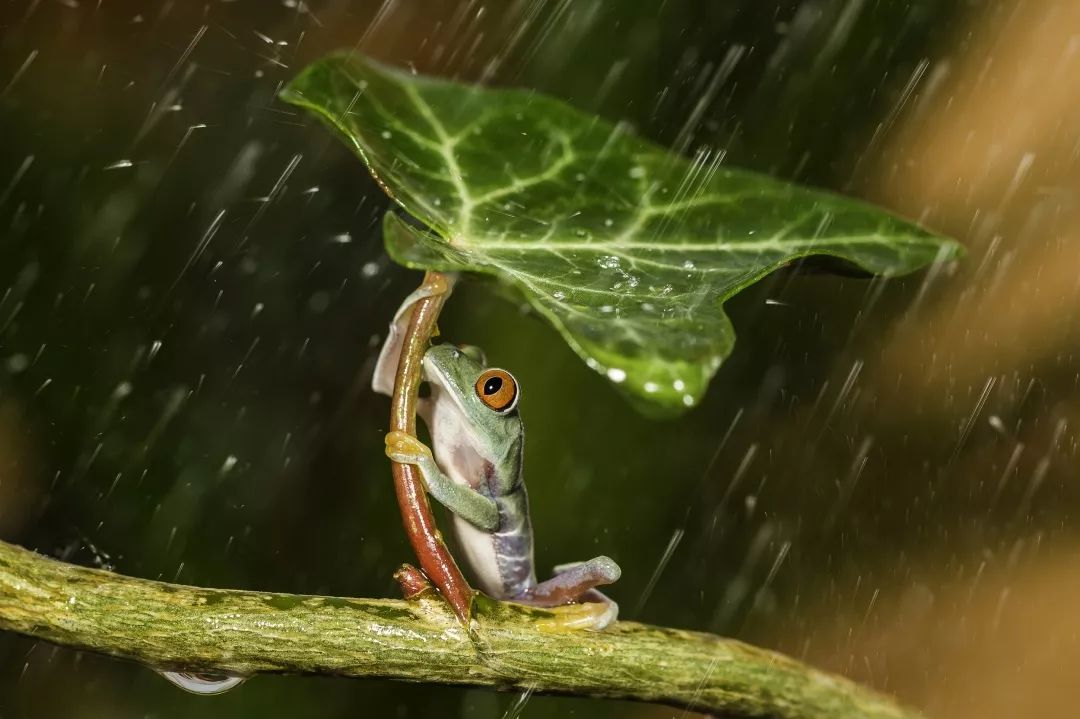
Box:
[451,489,536,599]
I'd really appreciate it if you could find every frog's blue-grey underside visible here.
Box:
[374,282,620,628]
[281,53,962,414]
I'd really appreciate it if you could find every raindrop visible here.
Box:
[628,166,645,179]
[5,354,28,373]
[331,233,352,244]
[103,159,133,170]
[673,379,686,391]
[606,368,627,383]
[159,671,247,695]
[644,381,659,393]
[308,291,330,313]
[381,130,392,139]
[552,290,566,300]
[361,261,380,278]
[503,687,535,719]
[597,256,620,270]
[220,455,238,475]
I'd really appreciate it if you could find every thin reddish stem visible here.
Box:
[389,271,473,622]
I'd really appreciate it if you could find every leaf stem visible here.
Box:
[388,271,474,622]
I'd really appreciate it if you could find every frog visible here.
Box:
[372,278,621,628]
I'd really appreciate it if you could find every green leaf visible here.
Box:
[282,53,962,413]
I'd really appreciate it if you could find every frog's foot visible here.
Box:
[518,556,621,630]
[531,594,618,632]
[384,431,434,466]
[372,273,455,397]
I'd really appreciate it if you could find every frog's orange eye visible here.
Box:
[474,369,518,413]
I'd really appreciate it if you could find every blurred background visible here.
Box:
[1,1,1077,717]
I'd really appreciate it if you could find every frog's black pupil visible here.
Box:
[483,377,503,396]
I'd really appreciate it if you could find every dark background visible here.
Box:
[3,1,1079,717]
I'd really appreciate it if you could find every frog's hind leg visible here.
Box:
[371,273,454,397]
[517,556,621,629]
[529,556,620,604]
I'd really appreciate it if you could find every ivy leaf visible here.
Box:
[283,53,962,413]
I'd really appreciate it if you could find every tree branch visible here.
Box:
[0,540,921,719]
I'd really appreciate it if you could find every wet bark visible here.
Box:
[0,539,921,719]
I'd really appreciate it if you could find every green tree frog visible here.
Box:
[373,279,621,628]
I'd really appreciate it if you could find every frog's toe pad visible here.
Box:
[585,556,621,584]
[384,431,433,464]
[553,556,621,584]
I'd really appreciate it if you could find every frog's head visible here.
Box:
[423,343,523,448]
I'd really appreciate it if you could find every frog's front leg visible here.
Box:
[384,431,499,531]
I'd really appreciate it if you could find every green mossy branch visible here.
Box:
[0,540,920,718]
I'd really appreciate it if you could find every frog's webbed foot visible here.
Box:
[530,594,618,632]
[518,556,621,630]
[372,273,454,397]
[384,430,435,465]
